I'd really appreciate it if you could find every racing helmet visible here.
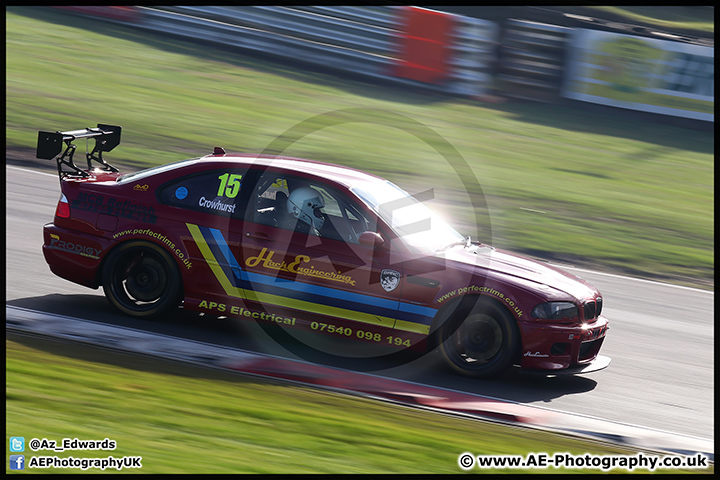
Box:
[287,187,325,230]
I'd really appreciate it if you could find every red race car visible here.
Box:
[39,124,610,378]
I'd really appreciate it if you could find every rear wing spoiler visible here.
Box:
[37,124,121,177]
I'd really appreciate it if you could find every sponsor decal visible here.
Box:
[246,247,357,286]
[195,300,415,346]
[133,184,149,191]
[380,269,401,292]
[524,351,549,358]
[435,285,525,318]
[565,29,714,121]
[111,228,192,269]
[186,223,437,334]
[48,234,101,259]
[198,301,296,325]
[175,186,188,200]
[70,193,157,224]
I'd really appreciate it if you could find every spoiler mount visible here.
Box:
[36,124,121,178]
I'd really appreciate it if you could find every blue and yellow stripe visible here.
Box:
[187,223,436,334]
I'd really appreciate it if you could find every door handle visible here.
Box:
[245,232,270,241]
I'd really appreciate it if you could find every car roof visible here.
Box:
[198,153,387,188]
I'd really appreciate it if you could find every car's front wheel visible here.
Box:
[101,241,182,318]
[436,298,519,378]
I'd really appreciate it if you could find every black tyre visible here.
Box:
[436,298,519,378]
[101,241,182,318]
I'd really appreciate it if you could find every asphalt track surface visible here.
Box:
[5,164,714,444]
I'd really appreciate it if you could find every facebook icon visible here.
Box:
[10,455,25,470]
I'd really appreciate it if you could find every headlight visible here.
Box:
[532,302,578,322]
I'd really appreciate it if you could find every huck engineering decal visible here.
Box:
[186,223,436,334]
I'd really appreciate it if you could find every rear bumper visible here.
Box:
[518,315,609,372]
[42,223,109,288]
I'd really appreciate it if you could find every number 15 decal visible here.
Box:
[217,173,242,198]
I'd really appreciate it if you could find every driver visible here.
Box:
[287,186,325,235]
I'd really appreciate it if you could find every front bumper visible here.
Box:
[519,354,611,375]
[518,315,609,372]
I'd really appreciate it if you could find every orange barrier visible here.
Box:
[393,7,454,84]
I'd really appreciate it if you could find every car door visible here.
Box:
[238,172,404,335]
[159,167,250,306]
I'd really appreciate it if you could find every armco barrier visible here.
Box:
[136,6,395,82]
[47,5,712,116]
[52,6,498,98]
[446,13,499,97]
[499,19,572,102]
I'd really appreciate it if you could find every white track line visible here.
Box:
[551,264,714,295]
[6,164,57,177]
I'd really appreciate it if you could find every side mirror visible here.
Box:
[358,231,385,248]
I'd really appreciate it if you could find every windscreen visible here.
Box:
[352,180,464,253]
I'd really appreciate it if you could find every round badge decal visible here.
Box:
[175,186,188,200]
[380,269,401,292]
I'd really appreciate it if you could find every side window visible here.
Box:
[314,185,373,244]
[251,175,291,227]
[251,173,374,243]
[158,170,246,217]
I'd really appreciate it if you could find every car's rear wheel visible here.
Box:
[436,298,519,378]
[101,241,182,318]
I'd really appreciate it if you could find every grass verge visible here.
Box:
[6,337,713,474]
